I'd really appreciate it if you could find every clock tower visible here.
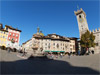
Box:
[74,8,89,37]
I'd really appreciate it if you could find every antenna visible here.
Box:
[77,5,79,10]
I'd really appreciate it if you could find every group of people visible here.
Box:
[78,49,95,55]
[45,53,71,59]
[7,48,27,57]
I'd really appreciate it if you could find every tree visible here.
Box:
[80,30,95,53]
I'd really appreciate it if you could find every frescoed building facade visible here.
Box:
[4,25,21,50]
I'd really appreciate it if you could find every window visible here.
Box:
[61,43,62,46]
[16,35,18,37]
[45,43,47,45]
[81,25,83,27]
[57,44,59,48]
[53,43,55,46]
[49,43,50,45]
[3,36,5,38]
[96,43,98,46]
[13,34,15,37]
[45,47,47,49]
[16,39,17,42]
[9,37,10,40]
[10,33,11,36]
[6,28,8,31]
[48,45,50,49]
[79,15,81,18]
[6,37,7,39]
[73,45,75,50]
[65,45,67,48]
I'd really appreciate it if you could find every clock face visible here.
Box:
[79,18,83,23]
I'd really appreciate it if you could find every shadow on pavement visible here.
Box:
[1,56,100,74]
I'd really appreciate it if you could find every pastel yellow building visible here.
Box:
[0,29,8,47]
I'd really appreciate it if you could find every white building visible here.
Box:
[22,33,71,55]
[22,26,79,55]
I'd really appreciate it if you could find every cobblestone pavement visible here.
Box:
[0,49,100,74]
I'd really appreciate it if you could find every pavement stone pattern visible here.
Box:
[0,49,100,74]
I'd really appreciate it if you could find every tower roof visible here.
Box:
[40,31,44,36]
[74,8,86,17]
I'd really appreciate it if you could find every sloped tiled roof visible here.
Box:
[0,29,8,32]
[5,25,22,32]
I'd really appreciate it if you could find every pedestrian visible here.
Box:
[22,48,26,56]
[8,48,10,53]
[91,50,94,54]
[60,53,63,58]
[56,55,58,58]
[78,50,80,56]
[68,52,70,59]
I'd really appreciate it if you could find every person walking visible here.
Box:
[68,52,70,59]
[22,48,26,56]
[60,53,63,58]
[8,48,11,53]
[78,50,80,56]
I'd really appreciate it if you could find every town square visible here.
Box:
[0,0,100,74]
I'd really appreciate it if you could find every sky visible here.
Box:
[0,0,100,45]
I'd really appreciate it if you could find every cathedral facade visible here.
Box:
[74,8,100,53]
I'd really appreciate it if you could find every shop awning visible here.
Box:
[44,50,50,52]
[44,50,65,52]
[59,51,65,52]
